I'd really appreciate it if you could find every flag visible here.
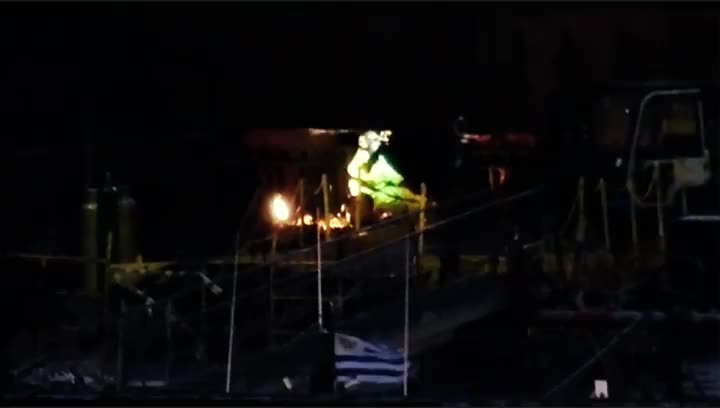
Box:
[334,333,410,387]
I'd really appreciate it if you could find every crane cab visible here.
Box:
[591,82,719,214]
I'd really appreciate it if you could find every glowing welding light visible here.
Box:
[294,212,350,230]
[270,194,291,224]
[328,217,346,229]
[295,214,314,226]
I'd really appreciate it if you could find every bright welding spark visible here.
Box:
[329,217,346,229]
[270,194,291,223]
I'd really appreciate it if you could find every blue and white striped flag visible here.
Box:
[334,333,410,387]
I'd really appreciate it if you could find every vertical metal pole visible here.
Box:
[269,232,278,347]
[165,300,173,386]
[225,232,241,394]
[316,208,324,331]
[354,195,362,232]
[117,187,136,263]
[418,183,427,256]
[103,231,113,328]
[403,235,411,397]
[104,231,113,265]
[629,182,639,267]
[576,177,586,242]
[115,300,126,392]
[681,189,688,215]
[322,174,330,242]
[654,162,666,251]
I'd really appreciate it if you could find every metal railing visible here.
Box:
[109,187,545,393]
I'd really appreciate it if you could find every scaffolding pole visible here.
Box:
[225,232,241,394]
[316,207,324,331]
[418,182,427,256]
[629,182,639,268]
[654,162,666,251]
[268,231,278,347]
[321,174,330,242]
[115,300,126,392]
[102,231,114,329]
[298,178,305,247]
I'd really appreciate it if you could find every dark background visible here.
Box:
[1,3,719,258]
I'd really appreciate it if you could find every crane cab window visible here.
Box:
[637,95,704,159]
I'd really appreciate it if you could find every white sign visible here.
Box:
[590,379,609,400]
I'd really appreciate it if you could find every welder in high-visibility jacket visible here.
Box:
[347,130,418,211]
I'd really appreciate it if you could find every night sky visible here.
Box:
[2,3,719,257]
